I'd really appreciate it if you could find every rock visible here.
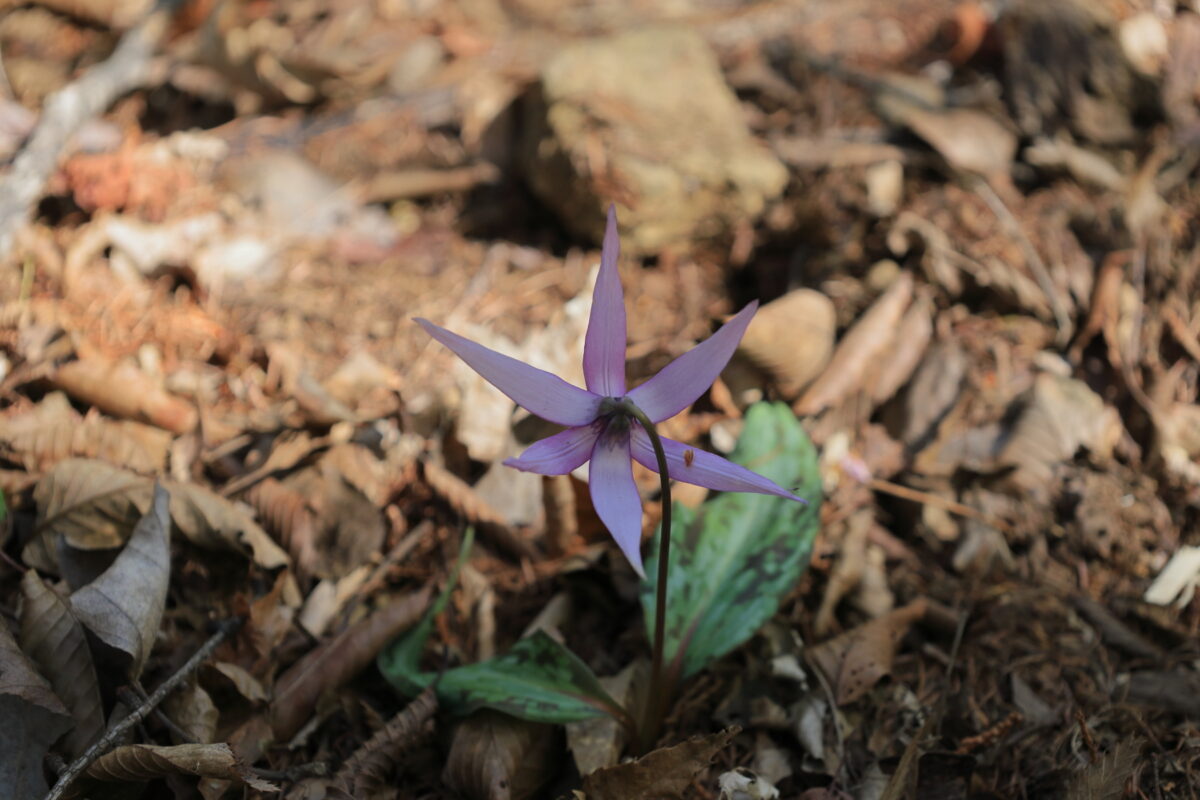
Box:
[523,27,787,253]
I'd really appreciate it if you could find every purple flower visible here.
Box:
[416,207,804,577]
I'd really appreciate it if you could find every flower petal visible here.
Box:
[630,429,806,502]
[626,301,758,422]
[416,318,600,426]
[589,428,646,578]
[582,206,627,397]
[504,425,600,475]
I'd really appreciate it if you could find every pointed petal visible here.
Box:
[626,301,758,422]
[504,425,600,475]
[589,428,645,578]
[582,206,627,396]
[416,318,600,426]
[630,429,806,502]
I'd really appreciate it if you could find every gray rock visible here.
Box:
[523,27,787,253]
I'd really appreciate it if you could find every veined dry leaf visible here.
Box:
[18,571,104,758]
[285,460,386,577]
[53,356,198,434]
[737,289,836,399]
[163,678,219,745]
[323,442,389,506]
[334,688,438,795]
[243,477,319,578]
[61,743,277,799]
[165,480,289,569]
[70,484,171,679]
[582,727,740,800]
[809,599,928,705]
[0,622,72,800]
[270,587,431,741]
[444,710,559,800]
[26,458,153,573]
[422,461,534,560]
[795,273,914,416]
[1065,738,1143,800]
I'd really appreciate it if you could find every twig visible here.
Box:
[0,0,180,260]
[42,618,241,800]
[869,477,1012,534]
[333,688,438,794]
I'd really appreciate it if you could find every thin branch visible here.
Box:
[0,0,181,260]
[42,618,241,800]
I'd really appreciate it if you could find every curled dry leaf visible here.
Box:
[18,571,104,759]
[70,484,171,679]
[270,586,431,742]
[166,480,289,569]
[795,273,914,416]
[243,477,320,578]
[444,710,559,800]
[814,511,872,638]
[869,294,932,405]
[899,339,967,447]
[0,392,170,474]
[61,743,278,799]
[808,598,928,705]
[0,622,72,800]
[53,356,198,434]
[163,678,219,745]
[422,460,535,560]
[334,688,438,795]
[736,289,836,399]
[26,457,153,573]
[581,727,741,800]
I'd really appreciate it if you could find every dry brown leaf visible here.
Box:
[899,339,967,447]
[582,727,740,800]
[869,294,932,405]
[70,484,171,679]
[422,460,535,560]
[220,430,326,496]
[814,511,871,638]
[542,473,579,555]
[53,356,198,434]
[165,480,289,569]
[795,273,914,416]
[62,743,277,799]
[322,442,389,507]
[737,289,836,398]
[283,460,387,578]
[444,710,560,800]
[18,570,104,759]
[163,678,219,745]
[808,598,928,705]
[243,477,320,578]
[885,105,1017,177]
[1065,738,1143,800]
[0,392,169,474]
[270,587,431,742]
[209,661,269,704]
[334,688,438,795]
[0,621,72,800]
[26,458,153,573]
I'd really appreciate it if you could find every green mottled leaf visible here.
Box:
[379,529,626,725]
[641,402,821,681]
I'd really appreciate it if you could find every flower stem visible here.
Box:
[620,401,672,754]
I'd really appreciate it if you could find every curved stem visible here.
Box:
[618,400,672,754]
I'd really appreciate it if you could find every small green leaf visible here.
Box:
[379,528,626,725]
[641,402,821,681]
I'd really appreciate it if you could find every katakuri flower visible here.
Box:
[416,207,805,577]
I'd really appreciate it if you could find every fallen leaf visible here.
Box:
[209,661,269,704]
[581,727,740,800]
[0,622,72,800]
[736,289,836,399]
[718,766,781,800]
[795,273,914,416]
[869,294,932,405]
[163,677,219,745]
[899,339,967,447]
[70,483,171,679]
[18,571,104,758]
[166,480,289,569]
[243,477,320,578]
[1143,545,1200,608]
[270,587,431,741]
[53,356,198,434]
[61,742,277,799]
[444,710,560,800]
[808,599,928,705]
[334,688,438,796]
[26,458,153,574]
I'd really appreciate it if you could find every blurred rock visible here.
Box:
[523,27,787,253]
